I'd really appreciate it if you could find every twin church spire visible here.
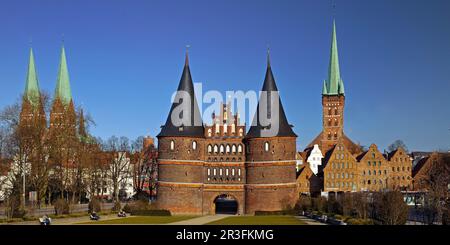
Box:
[23,45,73,107]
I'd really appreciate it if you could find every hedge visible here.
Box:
[254,210,297,216]
[130,209,171,216]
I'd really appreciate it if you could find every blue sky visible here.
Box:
[0,0,449,151]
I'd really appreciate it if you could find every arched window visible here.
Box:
[264,142,270,152]
[207,128,212,137]
[207,144,212,153]
[328,119,332,126]
[334,108,338,115]
[238,144,243,153]
[231,124,236,134]
[232,144,236,153]
[220,145,224,154]
[170,140,175,151]
[192,141,197,150]
[226,145,230,153]
[213,145,218,154]
[239,128,243,137]
[223,123,228,134]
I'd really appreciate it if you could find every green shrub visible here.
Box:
[54,199,70,215]
[88,198,102,213]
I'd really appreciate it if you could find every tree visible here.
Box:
[388,140,409,153]
[104,136,131,202]
[130,136,158,200]
[373,191,409,225]
[421,153,450,224]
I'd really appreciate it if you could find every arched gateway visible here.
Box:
[214,194,238,215]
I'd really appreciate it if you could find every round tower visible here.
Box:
[244,55,298,214]
[156,52,205,214]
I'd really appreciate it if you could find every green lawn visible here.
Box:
[206,215,306,225]
[79,215,197,224]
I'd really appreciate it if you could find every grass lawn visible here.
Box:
[206,215,306,225]
[79,215,197,224]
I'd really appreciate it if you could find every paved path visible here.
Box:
[2,214,121,225]
[295,216,327,225]
[168,215,230,225]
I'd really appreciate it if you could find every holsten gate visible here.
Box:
[155,52,298,215]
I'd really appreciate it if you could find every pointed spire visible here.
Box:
[24,47,40,107]
[322,80,328,94]
[267,46,271,67]
[246,53,297,138]
[55,44,73,106]
[185,44,190,66]
[157,50,204,137]
[323,19,345,96]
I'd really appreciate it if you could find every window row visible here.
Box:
[367,161,382,167]
[207,127,244,137]
[363,170,387,176]
[363,179,386,185]
[328,172,354,179]
[391,176,411,180]
[207,144,243,154]
[332,162,353,169]
[326,182,355,188]
[207,168,242,177]
[392,166,410,172]
[169,140,197,151]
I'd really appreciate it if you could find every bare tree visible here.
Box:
[104,136,131,203]
[373,191,409,225]
[130,136,158,200]
[388,140,409,153]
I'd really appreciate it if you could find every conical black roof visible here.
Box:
[157,53,204,138]
[246,57,297,138]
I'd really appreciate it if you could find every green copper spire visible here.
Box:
[24,47,40,106]
[55,45,72,106]
[323,20,345,96]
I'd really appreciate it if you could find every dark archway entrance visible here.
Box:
[214,194,238,214]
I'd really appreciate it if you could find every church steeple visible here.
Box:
[24,47,40,107]
[323,20,345,96]
[55,45,72,106]
[246,52,296,138]
[157,50,204,137]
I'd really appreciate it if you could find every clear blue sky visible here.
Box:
[0,0,449,152]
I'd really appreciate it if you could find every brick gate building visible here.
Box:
[156,52,298,215]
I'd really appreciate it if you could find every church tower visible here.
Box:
[156,51,205,214]
[49,45,76,136]
[19,47,46,134]
[321,20,346,152]
[244,52,298,214]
